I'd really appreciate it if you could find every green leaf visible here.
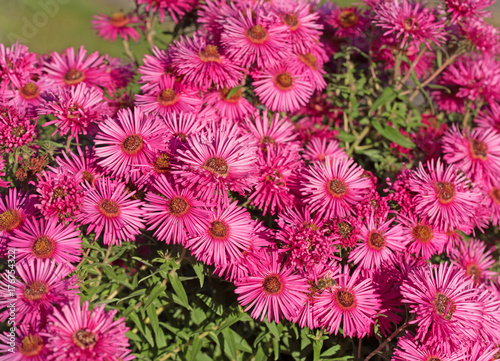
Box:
[372,121,415,149]
[222,329,237,360]
[144,283,166,309]
[321,345,341,357]
[313,339,323,361]
[227,85,242,99]
[188,334,202,361]
[193,262,205,287]
[265,320,280,339]
[337,130,356,143]
[169,272,191,309]
[369,87,397,113]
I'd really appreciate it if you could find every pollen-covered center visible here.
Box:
[199,45,222,63]
[263,275,282,294]
[157,88,179,106]
[220,88,243,103]
[284,13,300,30]
[404,16,419,31]
[0,209,22,232]
[433,293,456,320]
[466,263,482,282]
[64,68,85,86]
[490,187,500,205]
[426,358,442,361]
[275,72,293,90]
[435,181,455,204]
[336,290,355,309]
[327,179,347,197]
[11,126,27,137]
[260,135,276,145]
[204,157,229,176]
[20,82,39,100]
[19,334,44,357]
[110,11,130,27]
[168,197,190,216]
[153,153,171,174]
[98,199,121,218]
[209,220,228,239]
[339,10,359,28]
[367,231,385,250]
[338,221,353,238]
[247,24,269,44]
[73,329,97,349]
[32,236,55,258]
[52,186,66,199]
[412,224,433,243]
[121,134,144,155]
[23,281,49,301]
[469,139,488,161]
[298,53,318,70]
[82,170,95,185]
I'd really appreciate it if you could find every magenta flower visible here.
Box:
[244,112,298,150]
[444,0,494,23]
[393,335,464,361]
[163,111,204,143]
[235,252,309,323]
[0,189,36,248]
[0,42,37,86]
[136,0,197,23]
[55,146,103,188]
[328,7,368,38]
[460,18,500,55]
[303,138,347,164]
[477,102,500,133]
[0,107,37,153]
[399,213,447,260]
[6,78,53,114]
[76,177,145,246]
[9,217,81,267]
[204,88,255,120]
[91,11,142,42]
[287,47,328,91]
[451,239,497,284]
[138,47,172,89]
[0,323,50,361]
[484,181,500,226]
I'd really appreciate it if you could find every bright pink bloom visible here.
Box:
[55,146,102,188]
[136,0,197,23]
[460,18,500,55]
[326,215,362,248]
[0,107,36,153]
[138,47,172,88]
[393,335,464,361]
[162,111,204,143]
[451,239,497,284]
[6,78,52,114]
[477,102,500,134]
[302,137,347,163]
[244,112,297,150]
[91,11,142,42]
[399,213,447,260]
[484,181,500,226]
[204,88,255,120]
[0,158,8,188]
[0,323,50,361]
[0,189,35,250]
[328,7,368,38]
[287,47,328,91]
[0,42,37,85]
[444,0,494,23]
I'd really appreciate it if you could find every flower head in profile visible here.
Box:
[444,0,494,23]
[287,47,328,91]
[136,0,197,23]
[244,112,298,150]
[451,239,497,284]
[0,42,37,85]
[138,47,173,88]
[92,11,142,42]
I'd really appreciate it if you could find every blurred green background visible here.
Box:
[0,0,499,58]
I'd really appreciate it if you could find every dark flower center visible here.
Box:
[469,139,488,161]
[466,263,481,283]
[338,221,353,238]
[298,53,318,70]
[435,181,455,204]
[11,126,27,137]
[426,358,442,361]
[203,157,229,176]
[32,236,55,258]
[336,290,355,309]
[404,16,419,31]
[64,68,85,86]
[263,275,282,294]
[98,199,121,218]
[275,73,293,90]
[157,88,178,106]
[367,231,385,250]
[433,293,456,320]
[52,186,66,199]
[20,82,39,100]
[168,197,189,216]
[23,281,49,301]
[209,220,227,239]
[412,224,433,243]
[199,45,221,63]
[260,135,276,145]
[82,170,95,185]
[247,24,268,44]
[490,187,500,205]
[73,329,97,348]
[327,179,347,197]
[153,153,171,174]
[284,13,300,30]
[110,11,130,27]
[121,135,144,155]
[339,10,359,28]
[19,334,44,357]
[0,209,22,232]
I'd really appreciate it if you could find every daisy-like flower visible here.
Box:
[444,0,495,23]
[314,266,381,337]
[6,78,53,114]
[162,111,204,143]
[0,259,78,325]
[0,189,35,247]
[39,83,109,143]
[43,46,110,89]
[277,3,323,53]
[9,217,81,267]
[301,156,371,218]
[244,112,298,150]
[399,214,447,260]
[328,7,368,38]
[442,125,500,184]
[95,107,168,182]
[465,343,499,361]
[138,47,173,88]
[221,9,289,68]
[460,18,500,56]
[401,263,482,347]
[409,160,482,231]
[44,300,133,361]
[253,64,314,112]
[169,31,244,90]
[0,42,37,86]
[302,137,347,164]
[0,107,37,153]
[484,181,500,226]
[287,47,328,91]
[76,177,145,246]
[0,323,50,361]
[349,213,406,269]
[234,251,309,323]
[135,75,202,116]
[326,216,362,248]
[34,167,85,220]
[204,87,255,120]
[451,239,497,284]
[393,335,464,361]
[91,11,142,42]
[476,102,500,134]
[136,0,197,23]
[143,176,208,245]
[185,199,254,266]
[175,122,257,200]
[56,146,102,188]
[372,0,446,49]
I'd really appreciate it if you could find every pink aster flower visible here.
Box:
[244,112,298,150]
[326,215,362,248]
[484,181,500,226]
[460,18,500,55]
[0,259,78,325]
[393,335,464,361]
[185,199,254,266]
[95,107,168,182]
[0,323,51,361]
[102,56,135,93]
[253,63,314,112]
[43,46,110,89]
[287,47,328,91]
[303,137,347,164]
[234,251,309,323]
[0,189,35,249]
[465,343,499,361]
[138,47,173,88]
[204,88,255,120]
[76,177,145,246]
[476,102,500,134]
[162,111,205,143]
[39,83,109,143]
[277,3,323,53]
[174,122,257,201]
[91,11,142,42]
[0,42,37,86]
[409,160,482,231]
[0,107,36,153]
[55,146,102,188]
[0,157,8,188]
[221,9,290,68]
[44,300,133,361]
[442,125,500,184]
[314,266,381,338]
[451,239,497,285]
[135,75,202,116]
[301,156,371,218]
[372,0,446,49]
[399,213,447,260]
[169,31,244,90]
[444,0,494,23]
[136,0,197,23]
[328,7,368,38]
[143,176,208,245]
[6,78,53,114]
[349,213,406,269]
[9,217,81,267]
